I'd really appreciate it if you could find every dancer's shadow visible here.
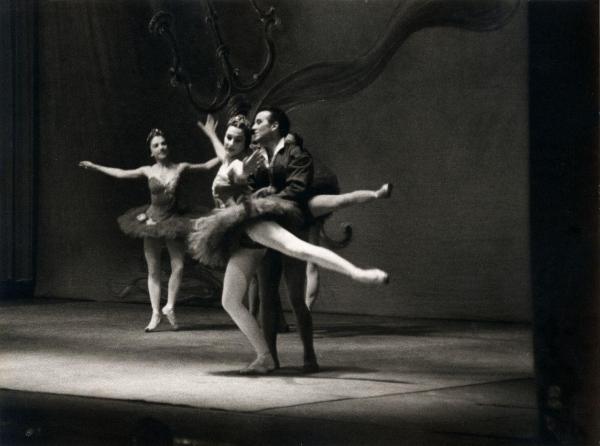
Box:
[313,324,437,338]
[208,366,414,384]
[209,367,322,378]
[175,323,237,332]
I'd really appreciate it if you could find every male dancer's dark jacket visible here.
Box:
[251,139,314,223]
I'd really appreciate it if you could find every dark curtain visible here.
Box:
[1,0,35,298]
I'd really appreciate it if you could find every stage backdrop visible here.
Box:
[36,0,530,321]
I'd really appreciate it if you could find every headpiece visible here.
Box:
[227,114,251,129]
[146,128,164,146]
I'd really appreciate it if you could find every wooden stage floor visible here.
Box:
[0,299,539,445]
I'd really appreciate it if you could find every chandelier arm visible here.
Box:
[230,1,278,91]
[183,78,232,114]
[149,0,280,114]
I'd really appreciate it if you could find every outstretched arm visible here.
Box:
[197,115,226,162]
[79,161,147,179]
[180,157,221,172]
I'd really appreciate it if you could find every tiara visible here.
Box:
[146,128,164,145]
[227,114,251,128]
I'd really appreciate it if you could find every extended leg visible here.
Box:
[308,183,392,218]
[246,221,388,284]
[143,237,163,332]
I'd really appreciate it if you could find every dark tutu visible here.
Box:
[187,196,305,268]
[310,155,341,196]
[309,173,340,197]
[118,205,209,240]
[305,170,340,225]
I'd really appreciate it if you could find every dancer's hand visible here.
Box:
[242,150,264,177]
[197,114,218,138]
[79,161,95,170]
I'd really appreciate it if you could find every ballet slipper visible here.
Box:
[354,269,389,285]
[239,353,276,375]
[378,183,393,199]
[161,306,179,330]
[144,312,162,332]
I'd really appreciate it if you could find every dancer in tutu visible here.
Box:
[199,116,392,308]
[192,114,390,282]
[79,128,219,332]
[189,112,388,373]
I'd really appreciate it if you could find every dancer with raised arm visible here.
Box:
[192,114,388,285]
[79,129,219,332]
[189,111,388,374]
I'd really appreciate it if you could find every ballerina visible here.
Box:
[193,115,389,284]
[79,128,219,332]
[189,114,388,373]
[199,115,392,309]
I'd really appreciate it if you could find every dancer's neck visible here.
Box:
[263,136,282,158]
[225,151,246,165]
[155,159,172,169]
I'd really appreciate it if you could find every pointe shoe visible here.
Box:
[378,183,393,199]
[356,269,389,285]
[144,313,161,332]
[161,306,179,330]
[239,353,276,375]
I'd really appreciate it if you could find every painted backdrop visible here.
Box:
[36,0,530,321]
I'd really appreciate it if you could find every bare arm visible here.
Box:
[180,157,221,172]
[197,115,226,161]
[79,161,147,179]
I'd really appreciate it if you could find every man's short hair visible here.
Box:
[257,106,290,137]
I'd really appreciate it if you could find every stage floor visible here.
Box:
[0,299,538,445]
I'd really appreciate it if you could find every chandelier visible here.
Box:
[148,0,279,113]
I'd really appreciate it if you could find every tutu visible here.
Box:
[187,195,306,268]
[118,205,210,240]
[310,154,341,196]
[117,175,211,240]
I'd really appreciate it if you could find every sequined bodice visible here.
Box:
[147,176,178,222]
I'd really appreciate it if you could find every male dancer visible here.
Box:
[250,106,320,373]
